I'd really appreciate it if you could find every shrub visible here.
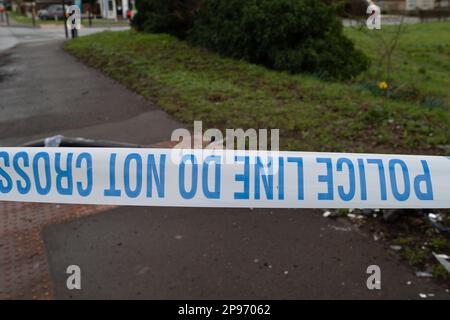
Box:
[132,0,202,38]
[189,0,369,79]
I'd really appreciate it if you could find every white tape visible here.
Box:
[0,148,448,209]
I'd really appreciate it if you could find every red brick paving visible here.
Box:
[0,142,205,299]
[0,202,113,300]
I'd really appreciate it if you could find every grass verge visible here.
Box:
[64,23,449,154]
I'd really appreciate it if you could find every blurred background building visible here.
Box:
[12,0,135,19]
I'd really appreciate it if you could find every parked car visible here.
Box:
[38,4,66,20]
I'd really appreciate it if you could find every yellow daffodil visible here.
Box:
[378,81,389,90]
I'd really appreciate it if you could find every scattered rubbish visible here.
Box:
[416,271,433,278]
[427,293,435,297]
[430,221,450,233]
[329,225,352,232]
[433,252,450,274]
[426,213,450,233]
[283,270,289,275]
[175,235,183,240]
[373,232,383,241]
[428,213,443,222]
[406,281,412,285]
[323,211,332,218]
[347,213,356,219]
[44,135,64,147]
[390,245,402,251]
[419,293,427,298]
[254,258,259,263]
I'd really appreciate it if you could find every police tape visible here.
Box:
[0,148,448,209]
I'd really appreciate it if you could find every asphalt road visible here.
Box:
[1,26,449,299]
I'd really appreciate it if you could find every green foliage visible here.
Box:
[64,26,449,155]
[429,237,448,251]
[433,263,450,280]
[401,247,427,266]
[421,96,449,112]
[345,22,450,108]
[392,237,415,246]
[189,0,369,79]
[132,0,201,38]
[363,105,387,124]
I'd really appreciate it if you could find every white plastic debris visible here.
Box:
[44,135,64,147]
[347,213,356,219]
[323,211,332,218]
[329,225,352,232]
[419,293,427,298]
[373,232,384,241]
[433,252,450,274]
[428,213,443,222]
[406,281,412,285]
[416,271,433,278]
[390,245,402,251]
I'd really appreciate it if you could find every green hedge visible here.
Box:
[132,0,201,38]
[133,0,369,80]
[190,0,369,79]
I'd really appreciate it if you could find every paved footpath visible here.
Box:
[0,27,449,299]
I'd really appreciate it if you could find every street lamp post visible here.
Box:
[88,0,93,27]
[62,0,68,38]
[31,2,36,28]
